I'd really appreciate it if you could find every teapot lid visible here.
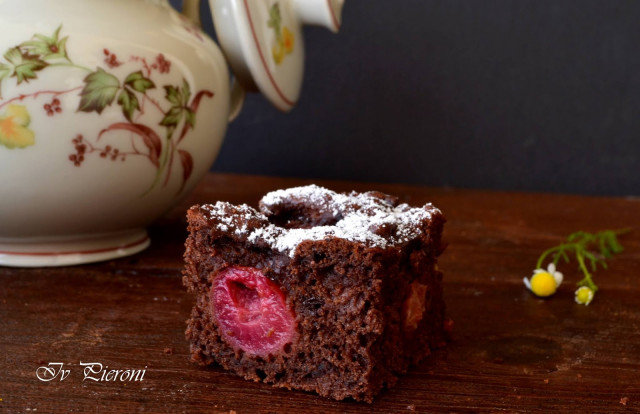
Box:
[212,0,344,112]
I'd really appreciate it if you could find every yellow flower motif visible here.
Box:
[523,263,563,297]
[271,28,294,65]
[0,104,35,149]
[272,42,285,65]
[575,286,594,305]
[282,27,294,54]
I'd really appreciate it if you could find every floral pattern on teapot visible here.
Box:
[268,3,295,65]
[0,25,213,194]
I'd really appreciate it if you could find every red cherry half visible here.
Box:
[210,266,296,356]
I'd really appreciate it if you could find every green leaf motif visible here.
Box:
[182,79,191,106]
[267,3,283,42]
[164,85,180,106]
[0,63,11,98]
[124,71,155,94]
[185,108,196,128]
[117,88,140,122]
[78,68,120,114]
[20,25,69,61]
[4,47,47,84]
[160,106,183,128]
[161,79,195,139]
[0,63,10,78]
[164,82,191,107]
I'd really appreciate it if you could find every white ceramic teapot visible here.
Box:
[0,0,344,266]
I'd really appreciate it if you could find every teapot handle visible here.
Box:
[181,0,245,122]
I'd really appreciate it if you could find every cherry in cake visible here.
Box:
[211,266,296,356]
[183,185,447,402]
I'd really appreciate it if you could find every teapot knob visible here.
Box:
[292,0,344,33]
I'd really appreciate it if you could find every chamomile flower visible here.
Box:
[523,263,563,297]
[529,230,628,305]
[574,286,594,306]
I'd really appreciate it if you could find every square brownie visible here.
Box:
[183,185,447,402]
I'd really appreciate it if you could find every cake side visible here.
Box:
[184,206,396,401]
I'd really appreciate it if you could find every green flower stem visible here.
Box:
[536,245,566,269]
[48,62,92,72]
[576,253,598,292]
[144,136,171,195]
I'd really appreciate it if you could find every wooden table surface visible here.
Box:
[1,173,639,413]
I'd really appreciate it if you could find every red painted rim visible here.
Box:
[0,235,149,256]
[243,0,296,108]
[327,0,341,30]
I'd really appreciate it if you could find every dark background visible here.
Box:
[170,0,639,196]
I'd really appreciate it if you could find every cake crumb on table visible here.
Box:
[620,397,628,406]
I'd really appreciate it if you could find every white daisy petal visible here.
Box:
[553,271,563,286]
[523,277,531,291]
[547,263,556,274]
[533,269,544,274]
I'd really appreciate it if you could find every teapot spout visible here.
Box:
[292,0,345,33]
[211,0,345,111]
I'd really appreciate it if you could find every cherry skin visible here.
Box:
[210,266,296,356]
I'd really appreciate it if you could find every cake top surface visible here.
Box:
[198,185,441,257]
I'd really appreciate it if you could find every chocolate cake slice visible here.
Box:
[183,185,447,402]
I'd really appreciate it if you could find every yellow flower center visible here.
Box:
[530,272,558,297]
[575,287,593,304]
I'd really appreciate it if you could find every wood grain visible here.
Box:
[1,173,639,413]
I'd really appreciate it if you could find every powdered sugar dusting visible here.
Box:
[200,185,441,258]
